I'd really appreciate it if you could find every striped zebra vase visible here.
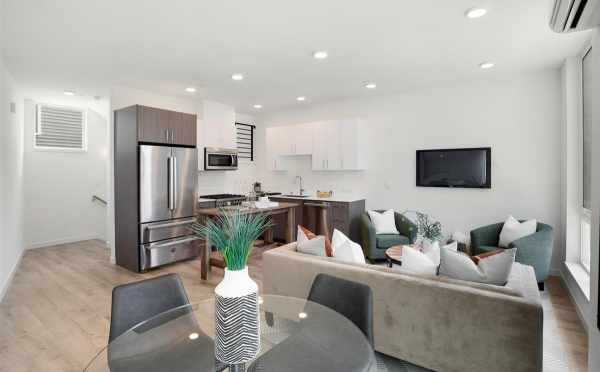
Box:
[214,266,260,364]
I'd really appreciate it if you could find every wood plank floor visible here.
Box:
[0,240,589,372]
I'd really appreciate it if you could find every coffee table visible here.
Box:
[385,245,405,267]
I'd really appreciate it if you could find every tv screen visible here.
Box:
[416,148,491,188]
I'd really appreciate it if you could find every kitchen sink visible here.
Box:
[280,194,310,198]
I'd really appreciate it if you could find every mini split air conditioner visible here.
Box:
[550,0,600,32]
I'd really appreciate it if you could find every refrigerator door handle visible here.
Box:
[168,157,175,211]
[172,156,177,211]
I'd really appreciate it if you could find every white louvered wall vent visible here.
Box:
[35,104,87,151]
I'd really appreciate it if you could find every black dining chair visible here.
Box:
[107,273,226,372]
[248,274,375,372]
[109,273,191,342]
[307,273,374,346]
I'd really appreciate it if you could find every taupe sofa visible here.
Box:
[262,243,543,372]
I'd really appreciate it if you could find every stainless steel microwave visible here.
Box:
[204,147,238,170]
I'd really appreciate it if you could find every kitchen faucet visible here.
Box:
[296,176,305,196]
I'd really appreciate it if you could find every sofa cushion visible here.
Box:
[376,234,409,249]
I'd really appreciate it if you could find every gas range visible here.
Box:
[199,194,247,207]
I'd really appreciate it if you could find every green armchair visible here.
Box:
[361,210,417,262]
[470,221,554,288]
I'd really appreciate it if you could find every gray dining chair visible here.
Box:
[108,273,226,372]
[307,273,374,346]
[248,274,375,372]
[109,273,191,342]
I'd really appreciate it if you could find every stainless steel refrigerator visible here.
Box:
[114,105,200,273]
[137,145,199,270]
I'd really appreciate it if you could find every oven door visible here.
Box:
[204,148,238,170]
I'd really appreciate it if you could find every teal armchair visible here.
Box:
[471,222,554,289]
[361,211,417,262]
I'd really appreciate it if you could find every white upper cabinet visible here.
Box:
[312,121,340,170]
[265,118,367,172]
[198,100,236,149]
[338,118,366,170]
[265,126,288,171]
[312,119,366,171]
[279,123,314,156]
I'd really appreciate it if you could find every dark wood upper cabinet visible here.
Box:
[169,111,197,147]
[138,106,170,144]
[137,105,197,146]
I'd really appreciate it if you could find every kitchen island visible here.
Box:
[196,202,299,280]
[268,195,365,243]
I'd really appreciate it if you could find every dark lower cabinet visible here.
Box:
[268,197,365,243]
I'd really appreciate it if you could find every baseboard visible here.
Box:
[559,265,591,332]
[26,235,105,250]
[0,249,24,303]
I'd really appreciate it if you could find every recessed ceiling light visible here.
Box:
[479,62,495,69]
[364,82,377,89]
[465,7,487,19]
[185,87,196,93]
[231,73,244,81]
[296,96,306,102]
[64,91,75,96]
[188,333,199,340]
[253,104,262,109]
[312,50,328,60]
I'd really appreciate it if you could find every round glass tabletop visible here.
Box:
[85,295,376,372]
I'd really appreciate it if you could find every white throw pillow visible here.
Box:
[399,246,437,276]
[297,225,309,243]
[498,215,537,248]
[297,235,327,256]
[367,210,399,234]
[478,249,517,285]
[439,246,516,285]
[420,240,457,266]
[331,229,366,264]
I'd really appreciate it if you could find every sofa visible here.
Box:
[470,222,554,288]
[361,211,417,262]
[262,243,543,372]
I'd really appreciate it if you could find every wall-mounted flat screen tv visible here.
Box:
[416,147,491,188]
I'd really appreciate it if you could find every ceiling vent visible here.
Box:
[550,0,600,32]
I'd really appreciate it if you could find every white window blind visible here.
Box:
[35,104,87,151]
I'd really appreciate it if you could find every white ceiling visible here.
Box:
[1,0,591,113]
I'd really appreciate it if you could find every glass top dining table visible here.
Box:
[84,295,376,372]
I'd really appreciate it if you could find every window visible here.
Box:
[581,47,592,271]
[235,122,255,161]
[35,104,87,151]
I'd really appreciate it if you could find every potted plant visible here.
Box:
[414,212,443,244]
[192,210,271,365]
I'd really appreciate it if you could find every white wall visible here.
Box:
[256,69,565,272]
[0,38,25,298]
[22,92,109,249]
